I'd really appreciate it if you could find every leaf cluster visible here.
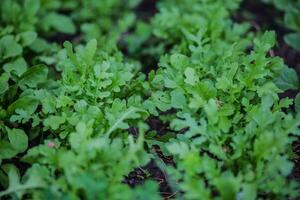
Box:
[0,0,300,200]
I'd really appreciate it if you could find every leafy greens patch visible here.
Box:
[0,0,300,199]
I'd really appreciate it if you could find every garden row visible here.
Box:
[0,0,300,199]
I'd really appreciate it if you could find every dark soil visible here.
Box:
[294,141,300,182]
[135,0,158,21]
[124,159,175,199]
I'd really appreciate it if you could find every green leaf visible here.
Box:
[0,35,22,59]
[240,184,257,200]
[106,107,144,136]
[295,93,300,113]
[133,181,161,200]
[19,64,48,88]
[170,53,189,69]
[275,66,299,90]
[170,90,186,109]
[3,57,28,76]
[43,115,66,130]
[278,159,294,176]
[1,165,22,198]
[84,39,97,65]
[7,128,28,153]
[18,31,37,47]
[41,96,56,114]
[214,172,240,200]
[29,38,49,53]
[7,96,39,116]
[184,67,198,86]
[171,113,206,138]
[167,141,189,158]
[63,41,79,66]
[45,13,76,34]
[0,73,10,95]
[24,0,40,16]
[0,141,17,160]
[272,0,290,10]
[0,165,45,198]
[284,33,300,51]
[284,9,300,31]
[204,99,219,124]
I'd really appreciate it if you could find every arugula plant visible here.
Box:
[1,0,300,199]
[123,0,250,69]
[6,122,155,199]
[260,0,300,113]
[0,38,160,199]
[143,1,300,199]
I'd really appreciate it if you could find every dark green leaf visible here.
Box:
[7,128,28,153]
[275,66,299,90]
[19,64,48,88]
[284,33,300,51]
[0,35,22,59]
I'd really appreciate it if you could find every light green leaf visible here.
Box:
[84,39,97,65]
[3,57,28,76]
[24,0,40,16]
[43,115,66,130]
[204,99,218,124]
[0,35,22,59]
[171,113,206,138]
[29,38,49,53]
[184,67,198,86]
[171,90,186,109]
[63,41,79,66]
[7,128,28,153]
[19,31,37,47]
[106,107,144,136]
[167,141,189,158]
[214,172,240,200]
[45,13,76,34]
[170,53,189,69]
[0,165,45,198]
[240,184,257,200]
